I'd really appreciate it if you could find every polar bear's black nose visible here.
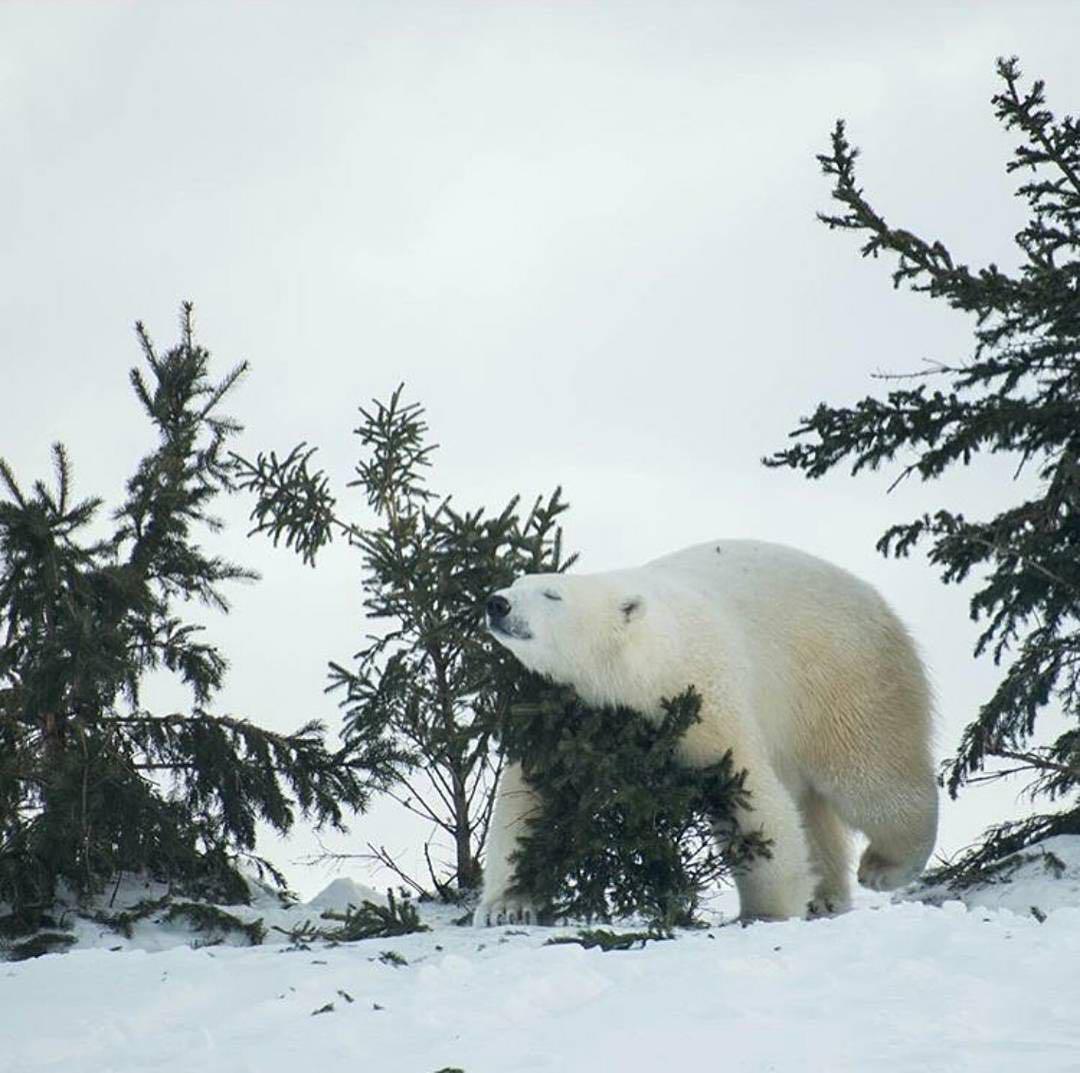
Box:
[487,594,511,620]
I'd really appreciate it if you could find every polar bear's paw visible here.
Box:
[806,891,852,918]
[857,849,917,892]
[472,893,542,927]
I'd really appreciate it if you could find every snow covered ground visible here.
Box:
[3,841,1080,1073]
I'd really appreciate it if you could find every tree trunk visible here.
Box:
[451,768,481,892]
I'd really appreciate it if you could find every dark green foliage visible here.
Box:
[4,932,77,961]
[271,918,321,948]
[0,305,373,934]
[235,386,574,894]
[70,890,280,950]
[502,679,768,925]
[766,59,1080,880]
[926,816,1077,892]
[89,894,172,938]
[319,889,429,941]
[0,909,63,940]
[163,901,267,945]
[545,927,673,952]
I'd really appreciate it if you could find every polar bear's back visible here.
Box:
[644,540,932,779]
[645,540,890,629]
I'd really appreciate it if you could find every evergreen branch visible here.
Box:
[112,710,308,750]
[0,458,28,508]
[994,748,1080,782]
[232,444,352,566]
[996,57,1080,197]
[197,361,249,425]
[815,121,1016,318]
[51,444,71,516]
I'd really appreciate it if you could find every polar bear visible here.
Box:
[475,539,937,925]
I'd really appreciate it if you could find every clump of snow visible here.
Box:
[911,834,1080,917]
[304,877,387,914]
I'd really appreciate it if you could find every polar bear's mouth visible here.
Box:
[487,617,533,642]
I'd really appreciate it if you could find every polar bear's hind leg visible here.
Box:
[853,779,939,892]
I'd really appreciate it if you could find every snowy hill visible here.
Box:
[914,835,1080,917]
[3,842,1080,1072]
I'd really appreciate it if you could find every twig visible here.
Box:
[423,842,453,899]
[993,748,1080,780]
[363,843,430,899]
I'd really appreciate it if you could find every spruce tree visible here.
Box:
[235,387,575,894]
[0,305,372,935]
[766,59,1080,881]
[238,390,763,920]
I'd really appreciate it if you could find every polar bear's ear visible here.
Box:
[619,596,645,623]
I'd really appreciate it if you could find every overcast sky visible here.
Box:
[4,1,1079,899]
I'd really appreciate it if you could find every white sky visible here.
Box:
[4,1,1079,898]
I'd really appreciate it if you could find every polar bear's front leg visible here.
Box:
[473,760,543,927]
[720,760,816,922]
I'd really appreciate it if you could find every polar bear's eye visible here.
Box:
[543,591,562,602]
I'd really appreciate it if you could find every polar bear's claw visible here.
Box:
[806,893,851,918]
[473,896,540,928]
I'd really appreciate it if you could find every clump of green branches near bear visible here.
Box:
[500,676,769,927]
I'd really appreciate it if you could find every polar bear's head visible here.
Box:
[485,572,650,706]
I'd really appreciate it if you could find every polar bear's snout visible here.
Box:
[486,591,533,642]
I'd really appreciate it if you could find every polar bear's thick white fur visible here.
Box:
[476,539,937,925]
